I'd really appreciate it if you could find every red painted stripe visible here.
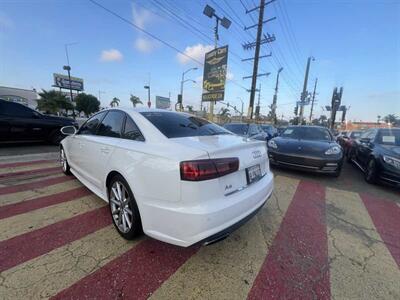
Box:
[0,159,56,168]
[248,181,330,300]
[0,175,73,195]
[0,186,91,220]
[0,206,110,272]
[0,166,60,179]
[52,239,198,300]
[361,193,400,267]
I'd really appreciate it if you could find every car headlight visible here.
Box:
[268,140,278,149]
[325,146,341,155]
[383,155,400,169]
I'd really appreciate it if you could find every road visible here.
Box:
[0,155,399,299]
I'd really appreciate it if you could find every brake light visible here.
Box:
[180,158,239,181]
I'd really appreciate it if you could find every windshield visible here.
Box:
[350,131,362,139]
[224,124,249,135]
[140,111,231,138]
[281,127,332,141]
[376,129,400,146]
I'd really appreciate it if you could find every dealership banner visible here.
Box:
[53,73,84,91]
[201,45,228,102]
[155,96,171,109]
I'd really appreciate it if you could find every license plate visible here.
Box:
[246,164,262,184]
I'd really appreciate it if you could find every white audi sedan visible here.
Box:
[60,108,274,247]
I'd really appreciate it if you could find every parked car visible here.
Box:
[347,128,400,185]
[267,126,343,177]
[260,124,278,140]
[337,130,363,155]
[0,98,78,144]
[223,123,269,142]
[60,109,274,247]
[276,126,287,136]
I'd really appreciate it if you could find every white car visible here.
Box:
[60,108,274,247]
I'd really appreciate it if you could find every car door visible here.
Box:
[82,110,126,190]
[69,111,107,178]
[358,130,377,167]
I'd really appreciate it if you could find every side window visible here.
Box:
[123,116,145,141]
[79,111,107,135]
[3,102,34,118]
[249,124,258,135]
[97,111,125,138]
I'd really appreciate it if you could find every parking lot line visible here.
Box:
[0,162,58,176]
[150,175,299,300]
[0,177,82,207]
[0,175,74,196]
[326,188,400,299]
[0,226,140,300]
[0,159,56,169]
[0,186,90,220]
[52,239,198,300]
[0,166,60,179]
[360,193,400,267]
[0,194,104,241]
[0,206,110,273]
[248,180,330,300]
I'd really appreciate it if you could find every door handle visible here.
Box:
[101,147,110,154]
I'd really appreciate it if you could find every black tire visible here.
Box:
[60,147,71,175]
[331,165,342,178]
[364,158,377,184]
[108,174,142,240]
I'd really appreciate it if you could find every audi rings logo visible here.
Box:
[252,150,262,159]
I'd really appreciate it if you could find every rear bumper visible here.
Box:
[139,171,274,247]
[268,151,343,174]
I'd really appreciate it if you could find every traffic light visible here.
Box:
[177,94,182,104]
[294,105,298,116]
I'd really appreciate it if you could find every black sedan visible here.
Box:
[348,128,400,185]
[223,123,268,142]
[267,126,343,177]
[0,98,78,144]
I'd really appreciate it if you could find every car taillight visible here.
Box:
[180,158,239,181]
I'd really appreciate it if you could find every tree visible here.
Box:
[219,107,231,123]
[37,89,73,115]
[110,97,120,107]
[129,94,142,107]
[75,93,100,117]
[186,105,194,112]
[377,115,381,124]
[383,114,399,125]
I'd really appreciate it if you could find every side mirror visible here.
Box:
[61,126,77,136]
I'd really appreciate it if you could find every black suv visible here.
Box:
[0,99,78,144]
[348,128,400,186]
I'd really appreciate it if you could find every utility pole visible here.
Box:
[180,67,197,112]
[309,78,318,123]
[330,87,343,129]
[255,84,261,120]
[299,56,314,124]
[242,0,276,120]
[271,67,283,125]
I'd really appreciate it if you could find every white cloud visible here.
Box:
[226,71,234,81]
[100,49,123,62]
[134,37,157,53]
[177,44,213,64]
[132,4,152,29]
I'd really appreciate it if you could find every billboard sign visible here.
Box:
[201,45,228,102]
[156,96,171,109]
[53,73,84,91]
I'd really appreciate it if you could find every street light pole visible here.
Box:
[180,67,197,111]
[272,67,283,125]
[63,65,75,119]
[299,56,315,124]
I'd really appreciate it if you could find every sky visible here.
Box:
[0,0,399,122]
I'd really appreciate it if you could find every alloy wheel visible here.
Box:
[60,149,67,172]
[110,181,134,233]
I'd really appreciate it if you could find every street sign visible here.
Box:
[201,45,228,102]
[156,96,171,109]
[53,73,84,91]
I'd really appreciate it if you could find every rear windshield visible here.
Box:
[282,127,332,141]
[140,111,231,138]
[224,124,248,135]
[376,129,400,146]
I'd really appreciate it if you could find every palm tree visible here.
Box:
[37,89,73,115]
[384,114,398,125]
[219,107,231,123]
[129,94,142,107]
[377,115,381,124]
[110,97,120,107]
[186,105,194,112]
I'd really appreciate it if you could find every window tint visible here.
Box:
[249,124,260,135]
[224,124,249,135]
[79,111,107,135]
[2,101,34,118]
[97,111,125,138]
[282,127,332,141]
[123,116,144,141]
[141,111,230,138]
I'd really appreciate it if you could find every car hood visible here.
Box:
[272,137,338,156]
[379,145,400,157]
